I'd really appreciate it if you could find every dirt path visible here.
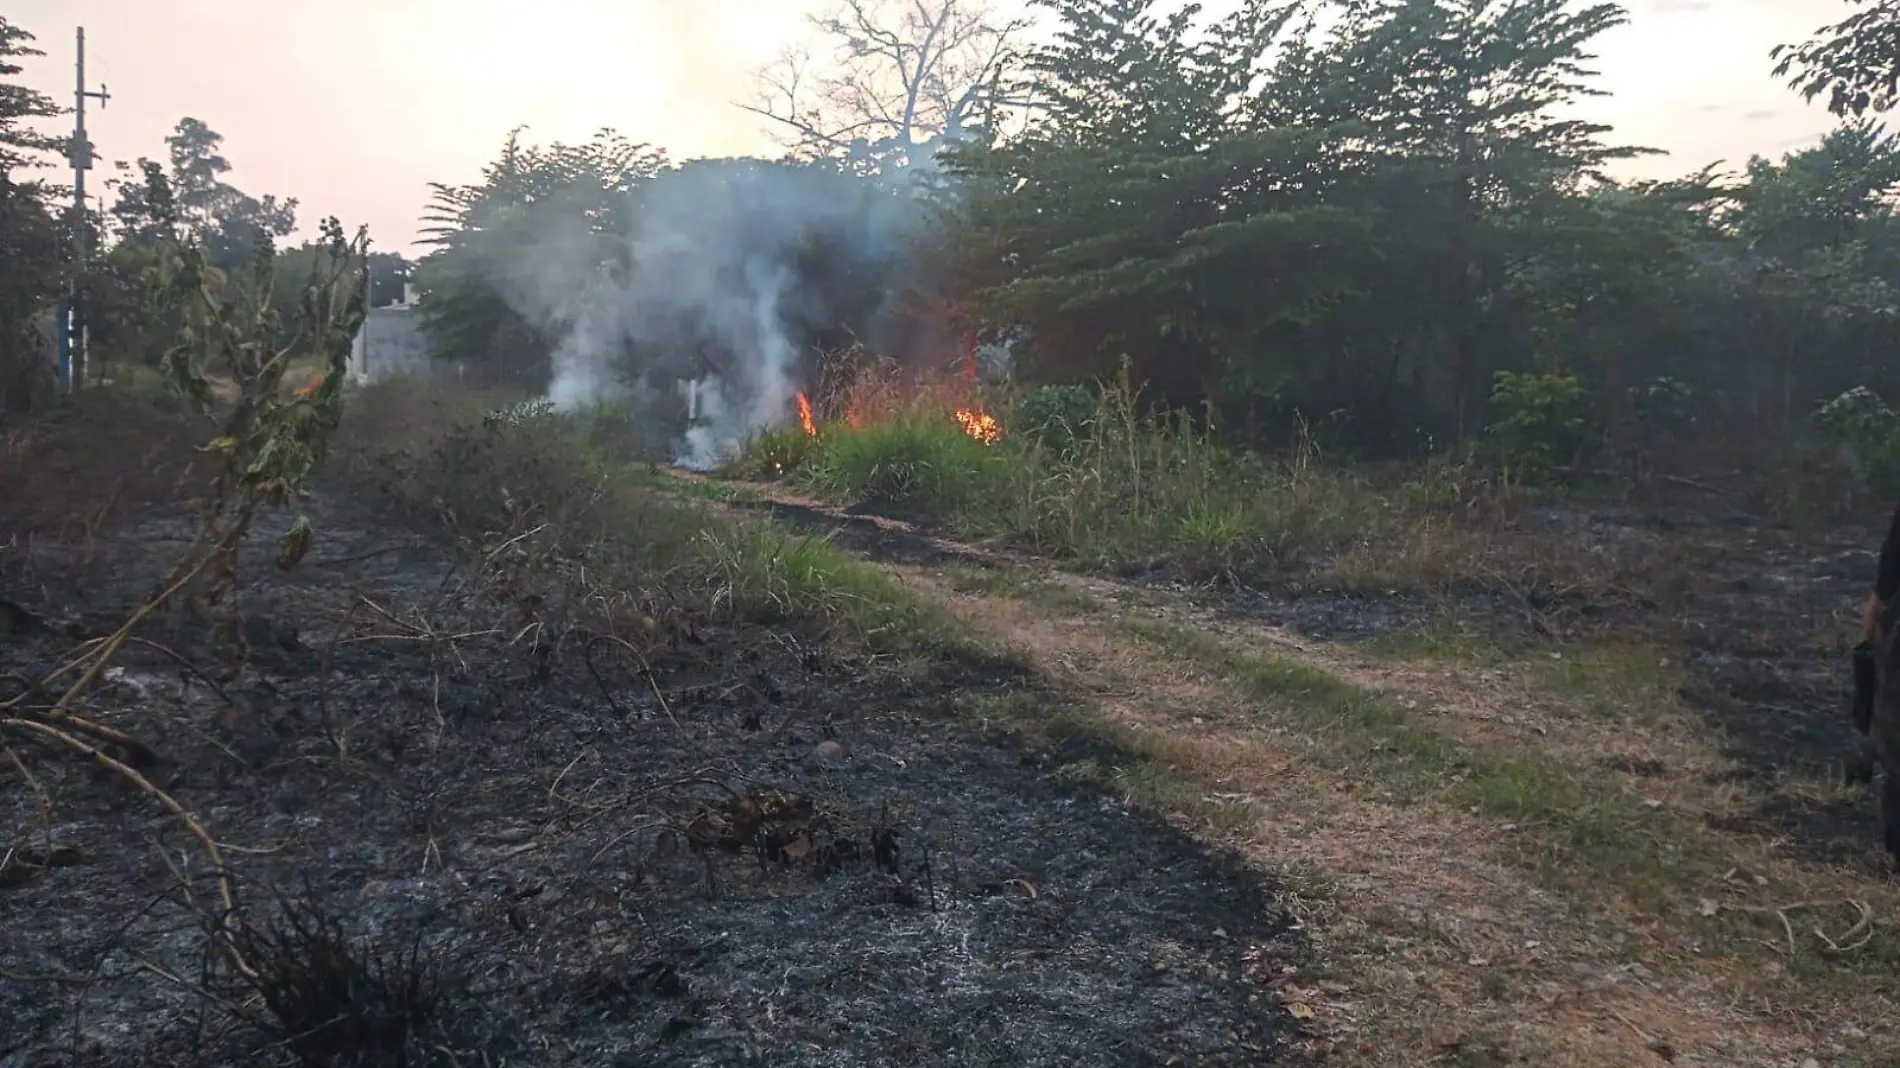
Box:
[708,476,1899,1068]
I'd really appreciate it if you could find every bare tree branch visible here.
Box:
[742,0,1030,171]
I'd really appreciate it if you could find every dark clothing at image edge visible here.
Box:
[1880,502,1900,603]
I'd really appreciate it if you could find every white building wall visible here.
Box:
[348,306,431,385]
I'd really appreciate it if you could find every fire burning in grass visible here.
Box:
[955,408,1002,445]
[791,387,999,446]
[796,392,817,437]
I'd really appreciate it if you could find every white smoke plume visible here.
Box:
[495,157,934,469]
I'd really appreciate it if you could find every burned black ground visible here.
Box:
[1,499,1304,1068]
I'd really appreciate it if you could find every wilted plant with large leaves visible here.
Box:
[0,166,370,981]
[142,160,370,668]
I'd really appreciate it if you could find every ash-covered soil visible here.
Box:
[1,501,1303,1067]
[1228,500,1886,789]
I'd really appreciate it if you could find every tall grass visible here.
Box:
[974,390,1375,576]
[799,415,1008,511]
[727,377,1640,598]
[339,377,961,648]
[736,380,1384,580]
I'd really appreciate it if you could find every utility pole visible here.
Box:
[62,26,110,390]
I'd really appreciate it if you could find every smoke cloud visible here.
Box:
[495,157,935,469]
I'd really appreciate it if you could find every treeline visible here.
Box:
[11,0,1900,482]
[941,0,1900,459]
[0,16,404,405]
[0,17,67,409]
[414,0,1900,475]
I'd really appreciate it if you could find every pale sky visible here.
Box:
[6,0,1859,255]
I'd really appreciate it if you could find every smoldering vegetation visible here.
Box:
[421,143,955,470]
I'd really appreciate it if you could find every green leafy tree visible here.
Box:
[108,118,298,271]
[414,128,668,385]
[0,16,63,170]
[1257,0,1650,442]
[950,0,1654,449]
[274,244,410,307]
[0,16,68,410]
[89,119,305,375]
[1717,123,1900,428]
[1773,0,1900,116]
[1489,370,1588,486]
[947,0,1361,415]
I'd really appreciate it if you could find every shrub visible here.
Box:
[1760,385,1900,525]
[1759,445,1862,527]
[1811,385,1900,489]
[1489,371,1590,487]
[1813,385,1895,450]
[0,383,203,549]
[1629,376,1697,440]
[341,381,951,645]
[692,521,959,645]
[1015,383,1097,452]
[721,377,1601,599]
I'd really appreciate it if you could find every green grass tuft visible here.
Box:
[719,425,822,480]
[1116,619,1735,912]
[795,415,1008,512]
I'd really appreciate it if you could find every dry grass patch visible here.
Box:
[0,386,210,590]
[331,377,974,656]
[0,388,204,539]
[729,378,1703,611]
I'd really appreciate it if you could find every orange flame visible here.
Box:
[795,391,817,436]
[955,408,1002,445]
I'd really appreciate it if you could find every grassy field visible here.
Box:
[8,374,1892,1066]
[706,381,1899,1066]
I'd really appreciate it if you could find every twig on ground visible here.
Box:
[119,635,236,707]
[17,542,214,715]
[319,598,363,675]
[586,816,667,866]
[0,716,254,979]
[619,634,681,729]
[20,708,161,767]
[1814,899,1876,955]
[305,542,431,568]
[3,737,49,819]
[1718,899,1878,959]
[549,749,611,811]
[0,966,98,986]
[582,634,628,716]
[131,954,255,1018]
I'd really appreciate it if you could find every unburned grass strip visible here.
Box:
[1118,621,1724,890]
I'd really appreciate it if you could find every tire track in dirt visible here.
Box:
[686,475,1888,1066]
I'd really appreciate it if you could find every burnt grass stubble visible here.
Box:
[1,489,1305,1067]
[730,479,1898,871]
